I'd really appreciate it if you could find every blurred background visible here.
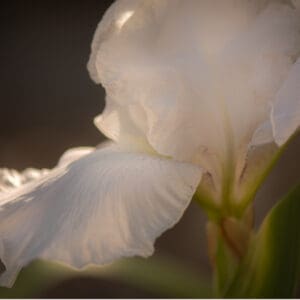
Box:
[0,0,299,298]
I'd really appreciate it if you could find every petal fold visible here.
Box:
[271,58,300,145]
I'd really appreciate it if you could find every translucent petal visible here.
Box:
[0,148,94,194]
[57,147,95,166]
[87,0,299,204]
[0,168,49,194]
[88,1,299,161]
[220,2,300,149]
[271,58,300,145]
[0,146,201,287]
[251,121,274,146]
[94,97,154,153]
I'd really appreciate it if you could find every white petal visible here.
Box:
[250,121,274,146]
[87,0,299,200]
[94,97,155,153]
[220,2,300,146]
[0,146,201,287]
[88,1,299,158]
[87,0,139,84]
[271,58,300,145]
[0,168,49,194]
[0,148,94,195]
[57,147,95,166]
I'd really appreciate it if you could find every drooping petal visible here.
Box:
[87,0,142,85]
[0,168,49,194]
[0,148,95,194]
[0,146,201,287]
[271,58,300,145]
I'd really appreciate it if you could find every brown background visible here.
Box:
[0,0,299,297]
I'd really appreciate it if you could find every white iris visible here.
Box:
[0,0,299,287]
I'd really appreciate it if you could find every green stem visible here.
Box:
[193,191,221,220]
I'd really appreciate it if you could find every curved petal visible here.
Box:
[57,147,95,166]
[250,121,274,146]
[0,146,202,287]
[88,1,299,160]
[94,97,155,153]
[271,57,300,145]
[87,0,299,203]
[220,2,300,148]
[0,148,94,194]
[87,0,143,85]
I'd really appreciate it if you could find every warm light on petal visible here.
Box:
[271,58,300,145]
[88,0,300,202]
[116,10,134,29]
[1,0,299,288]
[0,146,201,287]
[0,168,49,194]
[57,147,95,166]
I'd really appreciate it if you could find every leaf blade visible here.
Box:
[225,183,300,298]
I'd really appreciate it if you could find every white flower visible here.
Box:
[0,0,299,287]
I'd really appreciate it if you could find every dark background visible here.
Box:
[0,0,299,298]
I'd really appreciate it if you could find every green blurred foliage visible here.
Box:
[0,256,211,298]
[225,183,300,298]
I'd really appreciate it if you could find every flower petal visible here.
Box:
[57,147,95,166]
[87,0,299,200]
[94,97,155,153]
[88,1,299,161]
[220,2,300,147]
[0,146,201,287]
[0,168,49,194]
[250,121,274,146]
[271,57,300,145]
[0,148,94,194]
[87,0,261,171]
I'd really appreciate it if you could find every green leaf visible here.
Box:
[225,183,300,298]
